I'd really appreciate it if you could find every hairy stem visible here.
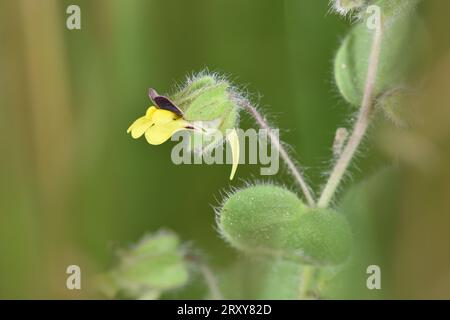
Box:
[318,25,384,208]
[237,97,316,207]
[298,266,314,299]
[199,263,223,300]
[186,253,223,299]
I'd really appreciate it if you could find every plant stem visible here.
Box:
[298,266,314,299]
[237,97,316,207]
[199,263,223,300]
[318,24,384,208]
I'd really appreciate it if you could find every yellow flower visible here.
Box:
[127,106,190,145]
[127,88,240,180]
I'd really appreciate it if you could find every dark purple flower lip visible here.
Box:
[149,88,183,117]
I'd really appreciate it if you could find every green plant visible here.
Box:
[107,0,425,299]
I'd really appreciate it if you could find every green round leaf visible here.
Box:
[218,185,352,265]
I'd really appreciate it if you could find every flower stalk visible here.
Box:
[318,22,384,208]
[234,95,316,207]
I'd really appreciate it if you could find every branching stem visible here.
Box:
[318,24,384,208]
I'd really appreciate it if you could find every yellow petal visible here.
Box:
[127,106,157,138]
[145,106,158,119]
[151,109,179,125]
[127,116,153,139]
[227,129,240,180]
[145,118,189,145]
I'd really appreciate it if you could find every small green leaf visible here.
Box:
[293,209,353,265]
[98,230,189,299]
[334,0,424,106]
[377,87,412,127]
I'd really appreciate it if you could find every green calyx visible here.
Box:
[171,74,239,135]
[332,0,367,16]
[97,230,189,299]
[217,185,352,266]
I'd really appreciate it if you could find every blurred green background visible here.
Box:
[1,0,450,299]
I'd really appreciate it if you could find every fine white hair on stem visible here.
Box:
[318,22,384,208]
[232,94,316,207]
[198,262,223,300]
[184,250,223,300]
[328,0,366,21]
